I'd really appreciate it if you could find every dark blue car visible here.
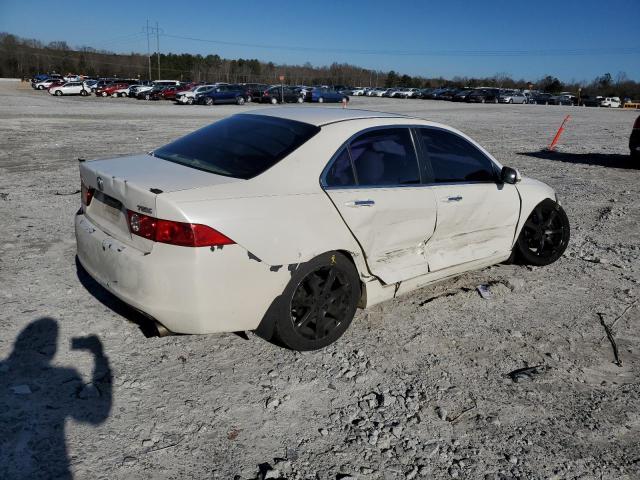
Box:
[196,84,247,105]
[305,87,349,103]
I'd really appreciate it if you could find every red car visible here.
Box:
[95,83,129,97]
[159,83,197,100]
[46,80,65,92]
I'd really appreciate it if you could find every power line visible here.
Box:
[160,32,640,57]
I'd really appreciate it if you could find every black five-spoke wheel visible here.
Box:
[291,265,352,341]
[270,252,360,351]
[516,199,570,266]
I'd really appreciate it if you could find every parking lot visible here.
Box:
[1,79,639,479]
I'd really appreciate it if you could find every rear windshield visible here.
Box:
[153,114,320,179]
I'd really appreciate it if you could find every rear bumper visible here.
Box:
[75,213,291,334]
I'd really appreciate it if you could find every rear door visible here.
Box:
[416,127,520,271]
[323,127,437,284]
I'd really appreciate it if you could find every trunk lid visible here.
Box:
[79,153,241,252]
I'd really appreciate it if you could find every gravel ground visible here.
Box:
[1,80,639,480]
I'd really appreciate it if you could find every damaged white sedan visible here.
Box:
[75,108,570,350]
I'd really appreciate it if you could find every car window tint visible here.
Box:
[153,114,320,180]
[418,128,496,183]
[324,149,355,187]
[349,128,420,186]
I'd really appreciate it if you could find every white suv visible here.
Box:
[600,97,621,108]
[49,82,90,96]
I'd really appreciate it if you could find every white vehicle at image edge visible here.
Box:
[75,108,571,350]
[49,81,90,96]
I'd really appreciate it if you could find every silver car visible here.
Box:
[499,91,528,104]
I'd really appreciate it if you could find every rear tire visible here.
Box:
[80,90,88,96]
[270,97,278,105]
[318,97,324,103]
[205,97,214,106]
[102,92,108,97]
[270,252,361,351]
[515,199,570,266]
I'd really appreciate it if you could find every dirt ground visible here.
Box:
[1,80,639,480]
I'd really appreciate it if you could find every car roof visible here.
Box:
[240,107,414,127]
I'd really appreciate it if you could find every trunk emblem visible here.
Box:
[97,177,104,191]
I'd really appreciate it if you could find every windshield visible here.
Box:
[153,114,321,179]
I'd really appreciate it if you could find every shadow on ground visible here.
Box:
[519,150,637,169]
[0,318,112,479]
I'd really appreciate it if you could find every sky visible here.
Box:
[1,0,639,82]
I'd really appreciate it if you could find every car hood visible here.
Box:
[85,153,242,193]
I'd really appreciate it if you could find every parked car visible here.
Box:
[392,88,420,98]
[130,84,153,97]
[240,83,269,103]
[499,91,528,104]
[531,93,553,105]
[95,83,129,97]
[630,115,640,160]
[548,92,575,105]
[34,78,64,90]
[452,89,473,102]
[136,85,169,100]
[600,97,621,108]
[306,87,349,103]
[75,108,570,350]
[579,95,603,107]
[48,81,90,96]
[175,85,216,104]
[158,83,196,100]
[351,87,367,96]
[258,86,303,104]
[195,84,248,105]
[467,88,501,103]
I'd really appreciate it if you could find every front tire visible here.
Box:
[270,97,278,105]
[515,199,570,266]
[205,97,214,106]
[271,252,361,351]
[55,90,62,96]
[236,96,245,105]
[318,97,324,103]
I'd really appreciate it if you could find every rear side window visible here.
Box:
[418,128,497,183]
[349,128,420,186]
[324,149,356,187]
[153,114,320,179]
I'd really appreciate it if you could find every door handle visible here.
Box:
[344,199,375,207]
[446,195,463,202]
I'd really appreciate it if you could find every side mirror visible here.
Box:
[500,166,521,184]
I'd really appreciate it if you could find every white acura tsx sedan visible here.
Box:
[75,108,570,350]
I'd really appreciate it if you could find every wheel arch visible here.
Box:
[513,177,558,246]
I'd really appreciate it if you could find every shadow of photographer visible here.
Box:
[0,317,112,479]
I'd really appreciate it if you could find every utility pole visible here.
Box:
[156,21,160,80]
[146,19,151,81]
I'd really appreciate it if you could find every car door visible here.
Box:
[322,127,437,284]
[416,127,520,271]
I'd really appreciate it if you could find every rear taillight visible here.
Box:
[126,210,235,247]
[81,179,94,206]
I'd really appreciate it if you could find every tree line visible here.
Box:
[1,32,638,99]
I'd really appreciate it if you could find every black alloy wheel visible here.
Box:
[290,266,352,341]
[270,252,360,351]
[516,199,570,266]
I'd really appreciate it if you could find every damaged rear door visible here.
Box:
[322,127,437,284]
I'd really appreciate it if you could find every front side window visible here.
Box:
[418,128,497,183]
[349,128,420,186]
